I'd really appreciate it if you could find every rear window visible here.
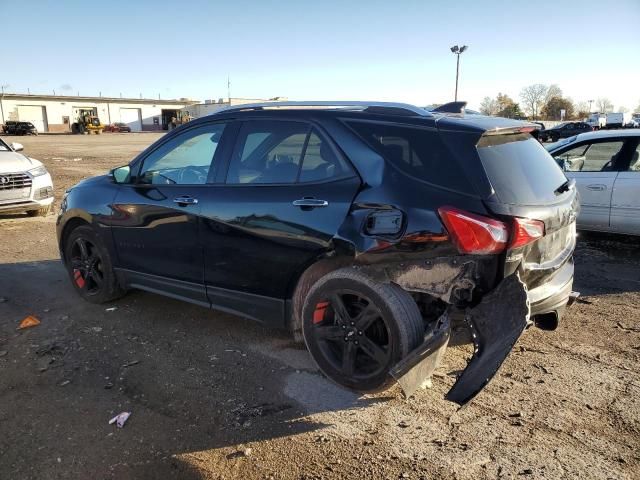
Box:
[477,134,568,205]
[346,121,472,192]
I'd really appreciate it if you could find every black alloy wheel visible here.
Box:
[311,290,392,379]
[64,225,125,303]
[302,268,423,392]
[69,237,105,296]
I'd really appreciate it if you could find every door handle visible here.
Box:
[292,198,329,208]
[173,196,198,205]
[586,184,606,191]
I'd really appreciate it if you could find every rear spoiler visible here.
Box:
[482,124,542,136]
[431,101,467,114]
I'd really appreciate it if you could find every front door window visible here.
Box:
[138,124,227,185]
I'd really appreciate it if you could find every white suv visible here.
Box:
[0,138,53,216]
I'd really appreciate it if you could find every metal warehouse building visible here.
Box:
[0,93,198,133]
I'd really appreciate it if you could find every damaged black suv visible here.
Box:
[57,101,579,405]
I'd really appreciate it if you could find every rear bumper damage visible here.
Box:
[392,274,532,406]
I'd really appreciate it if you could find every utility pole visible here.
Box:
[227,76,231,102]
[588,99,594,113]
[0,84,8,125]
[450,45,468,102]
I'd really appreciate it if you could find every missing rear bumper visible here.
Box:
[446,274,530,406]
[390,311,450,398]
[391,274,530,406]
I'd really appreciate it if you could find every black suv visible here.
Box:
[539,121,591,142]
[57,101,579,405]
[2,121,38,135]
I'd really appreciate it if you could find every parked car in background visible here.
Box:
[104,122,132,133]
[539,122,592,142]
[0,138,54,216]
[546,130,640,235]
[57,101,579,406]
[2,121,39,135]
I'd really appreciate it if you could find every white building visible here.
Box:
[181,97,288,120]
[0,93,198,132]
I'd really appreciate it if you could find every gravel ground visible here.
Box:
[0,133,638,480]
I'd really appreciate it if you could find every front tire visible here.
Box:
[302,268,424,393]
[63,225,125,304]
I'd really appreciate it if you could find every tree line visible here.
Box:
[479,84,638,121]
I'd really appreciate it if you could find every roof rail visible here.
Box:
[430,101,467,114]
[213,101,432,117]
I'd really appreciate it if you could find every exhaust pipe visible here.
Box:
[533,311,558,331]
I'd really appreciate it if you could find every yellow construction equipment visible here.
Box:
[72,109,104,134]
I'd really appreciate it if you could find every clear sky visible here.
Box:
[2,0,639,111]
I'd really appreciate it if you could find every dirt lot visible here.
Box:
[0,134,638,480]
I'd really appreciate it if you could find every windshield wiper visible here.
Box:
[554,178,574,195]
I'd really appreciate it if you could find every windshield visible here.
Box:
[553,122,569,129]
[477,134,568,205]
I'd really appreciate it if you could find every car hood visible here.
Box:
[0,151,43,173]
[73,174,110,189]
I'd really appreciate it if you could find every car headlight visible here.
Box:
[28,166,48,177]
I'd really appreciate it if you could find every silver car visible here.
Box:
[546,130,640,235]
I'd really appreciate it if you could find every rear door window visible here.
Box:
[228,121,307,184]
[477,134,568,205]
[345,121,471,192]
[227,121,352,184]
[299,131,347,182]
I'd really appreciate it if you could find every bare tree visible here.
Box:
[479,96,499,116]
[574,101,590,120]
[596,97,614,113]
[520,84,547,120]
[618,106,629,113]
[545,84,563,103]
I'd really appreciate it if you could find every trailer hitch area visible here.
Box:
[390,311,451,399]
[445,274,530,407]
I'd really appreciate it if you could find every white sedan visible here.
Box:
[546,130,640,235]
[0,138,54,216]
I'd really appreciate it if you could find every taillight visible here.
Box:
[438,206,508,255]
[510,217,545,249]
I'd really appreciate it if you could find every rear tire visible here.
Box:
[27,205,50,217]
[63,225,125,304]
[302,268,424,393]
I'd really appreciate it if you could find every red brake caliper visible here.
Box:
[313,301,329,324]
[73,269,86,288]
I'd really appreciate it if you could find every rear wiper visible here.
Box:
[554,178,575,195]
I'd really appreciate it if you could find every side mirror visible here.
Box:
[10,142,24,152]
[110,165,131,184]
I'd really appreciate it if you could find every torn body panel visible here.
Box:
[390,310,451,398]
[357,256,487,304]
[446,274,530,405]
[388,273,530,405]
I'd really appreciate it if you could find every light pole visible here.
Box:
[0,84,8,125]
[450,45,468,102]
[588,99,594,113]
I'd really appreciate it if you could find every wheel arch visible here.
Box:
[287,254,355,338]
[58,216,92,262]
